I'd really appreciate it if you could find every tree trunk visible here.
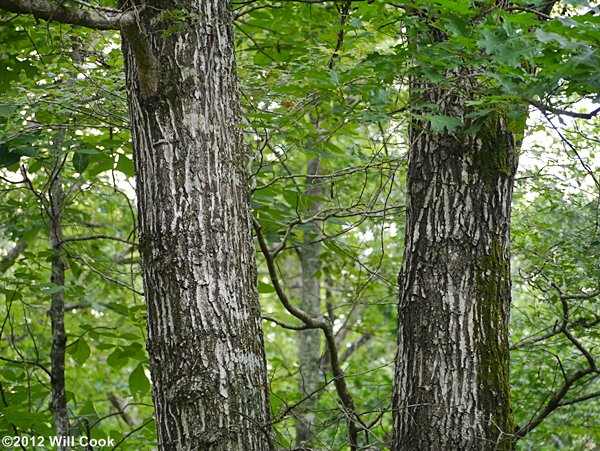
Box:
[296,157,323,446]
[392,79,517,449]
[121,1,273,449]
[48,140,69,448]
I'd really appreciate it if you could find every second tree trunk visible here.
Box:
[393,86,517,449]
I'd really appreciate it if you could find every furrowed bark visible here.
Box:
[392,78,518,450]
[296,158,323,446]
[121,0,273,449]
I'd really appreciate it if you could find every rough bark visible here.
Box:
[392,79,517,450]
[48,145,69,447]
[121,1,273,449]
[296,158,323,446]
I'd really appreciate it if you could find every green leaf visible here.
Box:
[26,282,64,297]
[0,406,52,432]
[78,400,98,419]
[68,338,91,366]
[129,363,151,397]
[0,104,17,117]
[535,30,579,50]
[72,151,91,173]
[107,348,129,369]
[0,288,22,301]
[435,0,470,14]
[258,281,275,293]
[86,153,115,176]
[428,115,463,132]
[116,154,134,177]
[477,28,504,54]
[445,16,470,37]
[0,143,21,167]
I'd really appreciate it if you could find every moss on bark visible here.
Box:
[476,237,514,450]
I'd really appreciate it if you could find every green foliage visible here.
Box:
[0,13,153,448]
[0,1,599,449]
[511,117,600,448]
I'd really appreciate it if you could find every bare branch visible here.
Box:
[511,322,563,350]
[69,0,120,14]
[264,378,336,427]
[253,217,328,329]
[253,216,362,447]
[559,389,600,407]
[505,6,552,20]
[515,281,600,439]
[110,417,155,450]
[0,355,52,380]
[63,242,143,295]
[0,0,136,30]
[340,333,373,362]
[559,289,600,301]
[516,367,597,439]
[262,315,313,331]
[527,98,600,120]
[63,234,137,246]
[327,1,351,70]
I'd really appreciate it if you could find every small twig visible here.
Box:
[110,418,155,450]
[505,6,552,20]
[263,378,336,427]
[62,234,137,246]
[68,0,121,13]
[0,355,52,380]
[63,243,143,295]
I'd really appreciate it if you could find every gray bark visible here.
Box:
[48,143,69,448]
[121,1,273,449]
[392,79,517,450]
[296,158,323,446]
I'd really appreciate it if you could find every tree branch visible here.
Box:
[527,98,600,120]
[253,217,328,329]
[253,216,362,448]
[262,315,313,331]
[505,6,552,20]
[62,234,137,246]
[107,392,135,426]
[0,355,52,380]
[515,281,600,439]
[0,0,136,30]
[515,367,597,439]
[559,389,600,407]
[340,333,373,362]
